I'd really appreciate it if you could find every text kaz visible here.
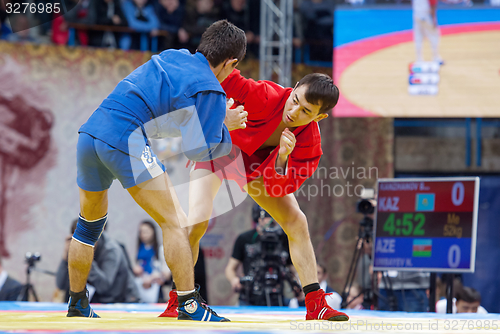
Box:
[378,197,399,211]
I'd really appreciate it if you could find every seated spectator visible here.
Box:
[317,263,342,309]
[317,263,333,293]
[51,13,70,45]
[221,0,249,40]
[292,0,303,53]
[299,0,334,62]
[56,220,140,303]
[290,262,342,309]
[436,285,488,314]
[6,14,38,43]
[0,255,23,301]
[345,283,364,310]
[66,0,97,25]
[121,0,160,50]
[220,0,258,56]
[181,0,219,52]
[65,0,97,46]
[33,0,53,36]
[90,0,128,48]
[0,1,12,40]
[378,271,430,312]
[133,220,171,303]
[154,0,185,49]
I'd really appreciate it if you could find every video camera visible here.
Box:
[357,199,375,215]
[239,213,301,306]
[356,189,376,241]
[25,252,41,267]
[259,223,287,261]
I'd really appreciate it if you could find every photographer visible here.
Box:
[0,255,23,301]
[56,219,139,303]
[342,190,376,310]
[225,204,300,306]
[354,190,430,312]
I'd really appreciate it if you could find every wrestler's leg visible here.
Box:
[413,17,424,62]
[244,177,318,287]
[135,171,230,322]
[128,172,195,291]
[186,168,222,264]
[68,188,108,292]
[244,178,348,320]
[160,169,221,318]
[425,19,441,62]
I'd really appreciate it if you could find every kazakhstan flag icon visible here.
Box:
[415,193,435,211]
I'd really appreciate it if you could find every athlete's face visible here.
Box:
[282,85,327,127]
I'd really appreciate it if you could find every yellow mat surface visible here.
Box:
[1,311,498,333]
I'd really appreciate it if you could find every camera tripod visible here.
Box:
[17,261,38,301]
[17,261,55,302]
[341,222,374,309]
[341,219,399,311]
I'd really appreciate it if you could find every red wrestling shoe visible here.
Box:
[305,290,349,321]
[159,290,178,318]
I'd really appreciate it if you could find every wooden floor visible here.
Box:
[339,30,500,117]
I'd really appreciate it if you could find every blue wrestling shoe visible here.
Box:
[178,287,229,322]
[67,289,100,318]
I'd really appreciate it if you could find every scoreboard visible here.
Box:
[373,178,480,273]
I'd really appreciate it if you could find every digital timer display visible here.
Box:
[373,178,479,273]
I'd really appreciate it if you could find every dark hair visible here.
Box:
[197,20,247,68]
[71,219,78,234]
[456,286,481,303]
[138,220,160,260]
[317,262,327,274]
[296,73,339,114]
[252,204,271,223]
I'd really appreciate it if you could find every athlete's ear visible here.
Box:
[224,58,239,69]
[314,113,328,122]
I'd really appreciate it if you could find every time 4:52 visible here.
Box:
[383,213,425,236]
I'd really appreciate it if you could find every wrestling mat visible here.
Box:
[0,302,498,333]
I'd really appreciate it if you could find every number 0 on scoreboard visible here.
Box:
[373,177,479,273]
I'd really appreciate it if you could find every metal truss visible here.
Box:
[259,0,293,87]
